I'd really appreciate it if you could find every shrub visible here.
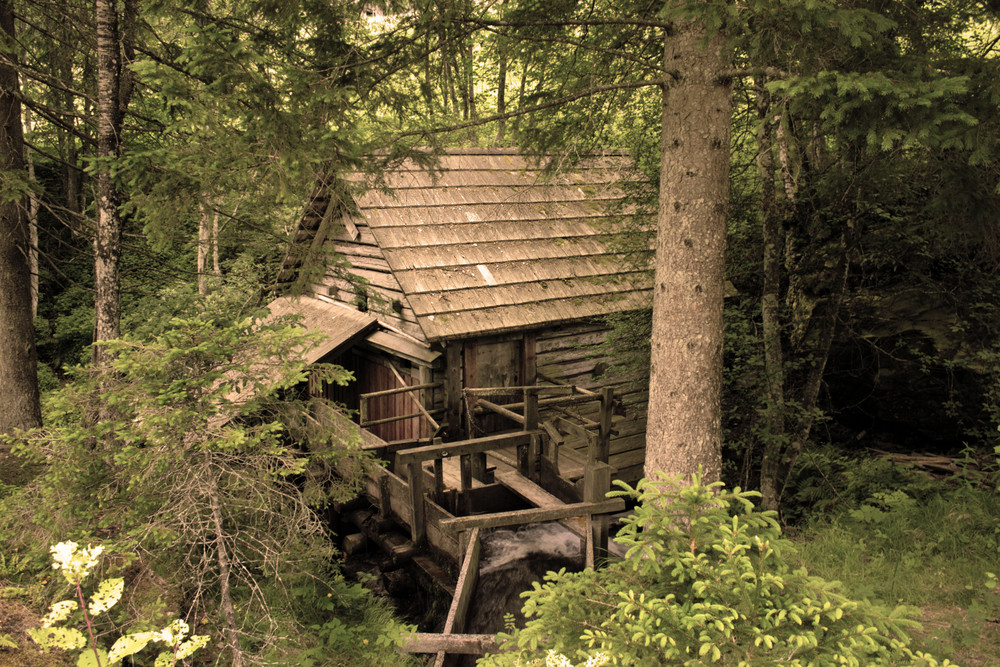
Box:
[479,473,952,667]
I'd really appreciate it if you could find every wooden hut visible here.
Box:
[275,148,652,482]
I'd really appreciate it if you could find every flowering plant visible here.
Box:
[28,542,208,667]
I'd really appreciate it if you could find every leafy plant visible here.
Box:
[480,473,952,667]
[2,313,374,663]
[28,541,208,667]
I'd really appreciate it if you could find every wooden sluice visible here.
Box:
[347,384,627,664]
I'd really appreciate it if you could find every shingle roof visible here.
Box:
[284,148,652,342]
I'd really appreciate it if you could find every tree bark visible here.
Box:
[494,37,507,144]
[0,0,42,434]
[644,17,731,483]
[93,0,132,366]
[756,85,788,511]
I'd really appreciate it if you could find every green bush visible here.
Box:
[479,474,952,667]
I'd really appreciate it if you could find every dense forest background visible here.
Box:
[1,0,1000,665]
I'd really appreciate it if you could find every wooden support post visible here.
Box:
[529,432,541,482]
[517,442,529,477]
[407,460,426,546]
[584,463,612,568]
[598,387,613,464]
[541,421,562,472]
[524,388,539,431]
[433,458,444,504]
[471,451,489,483]
[460,454,473,515]
[445,343,464,440]
[378,474,392,522]
[434,527,481,667]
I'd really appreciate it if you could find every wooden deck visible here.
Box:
[333,384,629,664]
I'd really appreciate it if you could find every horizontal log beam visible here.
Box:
[396,431,536,464]
[398,633,500,655]
[439,498,625,532]
[361,382,441,399]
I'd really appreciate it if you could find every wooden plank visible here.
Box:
[396,431,534,464]
[598,387,614,464]
[399,633,498,655]
[407,461,426,545]
[361,467,460,560]
[584,463,613,567]
[476,398,525,426]
[445,527,480,635]
[445,342,464,439]
[439,499,624,532]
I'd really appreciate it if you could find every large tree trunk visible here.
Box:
[644,17,731,483]
[0,0,42,434]
[93,0,133,366]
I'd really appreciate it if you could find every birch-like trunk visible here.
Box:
[644,17,731,483]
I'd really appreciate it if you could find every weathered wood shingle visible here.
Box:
[284,148,652,343]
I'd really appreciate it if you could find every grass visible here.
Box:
[791,469,1000,666]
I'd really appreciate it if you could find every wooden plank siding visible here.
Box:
[533,321,648,484]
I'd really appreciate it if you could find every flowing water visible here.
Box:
[465,522,584,635]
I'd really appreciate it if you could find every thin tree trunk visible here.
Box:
[208,469,246,667]
[0,0,42,434]
[644,17,731,483]
[495,38,507,144]
[24,108,38,318]
[212,208,221,276]
[197,200,211,296]
[756,84,787,511]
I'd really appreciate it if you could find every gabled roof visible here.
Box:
[283,148,652,343]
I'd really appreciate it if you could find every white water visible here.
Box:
[479,522,583,574]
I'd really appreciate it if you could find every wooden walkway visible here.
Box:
[337,384,627,665]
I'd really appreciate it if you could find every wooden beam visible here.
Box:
[476,398,525,425]
[399,633,499,655]
[445,527,480,635]
[597,387,614,464]
[407,460,426,546]
[396,431,534,464]
[440,499,625,532]
[445,342,464,439]
[361,382,440,399]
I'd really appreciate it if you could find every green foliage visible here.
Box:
[479,473,950,666]
[28,541,208,667]
[796,469,1000,610]
[1,313,379,661]
[287,576,417,667]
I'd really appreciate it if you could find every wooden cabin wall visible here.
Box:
[534,321,649,483]
[320,348,445,444]
[310,216,425,341]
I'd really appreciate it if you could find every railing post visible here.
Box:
[408,460,426,546]
[584,463,611,568]
[598,387,613,464]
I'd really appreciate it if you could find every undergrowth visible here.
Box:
[788,448,1000,665]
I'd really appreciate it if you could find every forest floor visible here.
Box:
[913,605,1000,667]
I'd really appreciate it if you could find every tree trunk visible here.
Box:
[93,0,132,366]
[0,0,42,434]
[198,201,211,296]
[644,18,731,483]
[756,85,788,511]
[494,38,507,144]
[24,108,38,318]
